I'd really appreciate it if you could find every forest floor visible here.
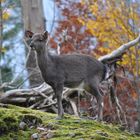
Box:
[0,104,140,140]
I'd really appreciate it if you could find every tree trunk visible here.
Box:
[0,1,3,85]
[137,88,140,133]
[21,0,46,87]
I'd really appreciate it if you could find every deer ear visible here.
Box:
[25,30,34,38]
[43,31,48,40]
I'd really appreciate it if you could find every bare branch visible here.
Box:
[99,34,140,62]
[69,98,79,117]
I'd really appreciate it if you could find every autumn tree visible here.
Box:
[80,0,140,76]
[52,1,94,55]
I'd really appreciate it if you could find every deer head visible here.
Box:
[25,30,48,52]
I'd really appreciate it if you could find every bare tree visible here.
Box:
[20,0,46,87]
[0,1,3,85]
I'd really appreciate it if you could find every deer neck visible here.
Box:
[36,45,52,71]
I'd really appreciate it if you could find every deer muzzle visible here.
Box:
[30,42,35,50]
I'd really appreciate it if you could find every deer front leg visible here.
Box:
[53,84,64,119]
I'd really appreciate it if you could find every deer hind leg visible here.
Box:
[53,84,64,119]
[88,83,104,121]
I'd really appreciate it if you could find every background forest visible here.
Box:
[0,0,140,135]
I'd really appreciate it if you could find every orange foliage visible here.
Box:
[80,0,140,75]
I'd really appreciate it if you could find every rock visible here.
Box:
[74,119,81,123]
[22,115,42,127]
[31,133,39,140]
[37,126,46,131]
[69,132,76,138]
[41,131,48,136]
[46,132,54,139]
[19,122,27,130]
[78,138,84,140]
[30,125,35,129]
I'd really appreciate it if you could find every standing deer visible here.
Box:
[25,30,107,120]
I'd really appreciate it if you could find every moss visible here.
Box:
[0,129,37,140]
[0,105,140,140]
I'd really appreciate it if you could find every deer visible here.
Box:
[25,30,107,121]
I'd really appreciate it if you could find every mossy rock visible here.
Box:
[0,104,140,140]
[21,114,42,127]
